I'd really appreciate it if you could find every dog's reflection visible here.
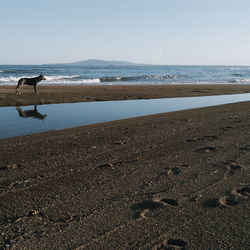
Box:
[16,105,47,120]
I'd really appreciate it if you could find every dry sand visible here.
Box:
[0,85,250,249]
[1,84,250,106]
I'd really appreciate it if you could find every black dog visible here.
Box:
[16,74,46,95]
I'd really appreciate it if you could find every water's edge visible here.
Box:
[0,93,249,140]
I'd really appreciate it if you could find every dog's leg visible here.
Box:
[18,85,23,95]
[16,84,19,95]
[16,80,23,95]
[16,85,21,95]
[34,85,39,94]
[16,82,25,95]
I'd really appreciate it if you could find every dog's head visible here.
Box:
[39,74,46,80]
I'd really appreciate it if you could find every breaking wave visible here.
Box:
[44,75,80,81]
[0,74,180,85]
[231,78,250,83]
[0,75,81,85]
[44,78,101,85]
[100,75,179,82]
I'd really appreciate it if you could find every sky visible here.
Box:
[1,0,250,65]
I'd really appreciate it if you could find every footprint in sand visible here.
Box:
[186,135,218,143]
[167,239,187,249]
[222,161,242,175]
[131,198,178,219]
[233,120,241,124]
[201,135,218,141]
[218,195,239,207]
[186,137,198,142]
[98,163,114,168]
[195,146,220,153]
[232,187,250,198]
[202,195,239,208]
[170,167,182,175]
[219,126,233,132]
[202,186,249,208]
[227,165,242,175]
[153,238,187,250]
[240,144,250,152]
[113,141,127,145]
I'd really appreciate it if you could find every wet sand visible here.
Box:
[1,84,250,106]
[0,85,250,249]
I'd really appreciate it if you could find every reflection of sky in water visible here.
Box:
[0,93,249,139]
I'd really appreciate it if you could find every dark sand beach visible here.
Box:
[1,84,250,106]
[0,85,250,249]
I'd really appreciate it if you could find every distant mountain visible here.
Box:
[62,59,144,66]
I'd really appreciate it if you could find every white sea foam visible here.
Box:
[45,75,80,81]
[41,78,101,85]
[0,76,22,84]
[0,75,97,86]
[234,78,250,83]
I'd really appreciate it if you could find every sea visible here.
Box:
[0,65,250,86]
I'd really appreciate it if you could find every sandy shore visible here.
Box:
[1,84,250,106]
[0,84,249,249]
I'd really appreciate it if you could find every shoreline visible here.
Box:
[1,84,250,107]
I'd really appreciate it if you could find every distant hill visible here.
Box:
[62,59,144,66]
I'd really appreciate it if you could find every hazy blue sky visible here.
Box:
[1,0,250,65]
